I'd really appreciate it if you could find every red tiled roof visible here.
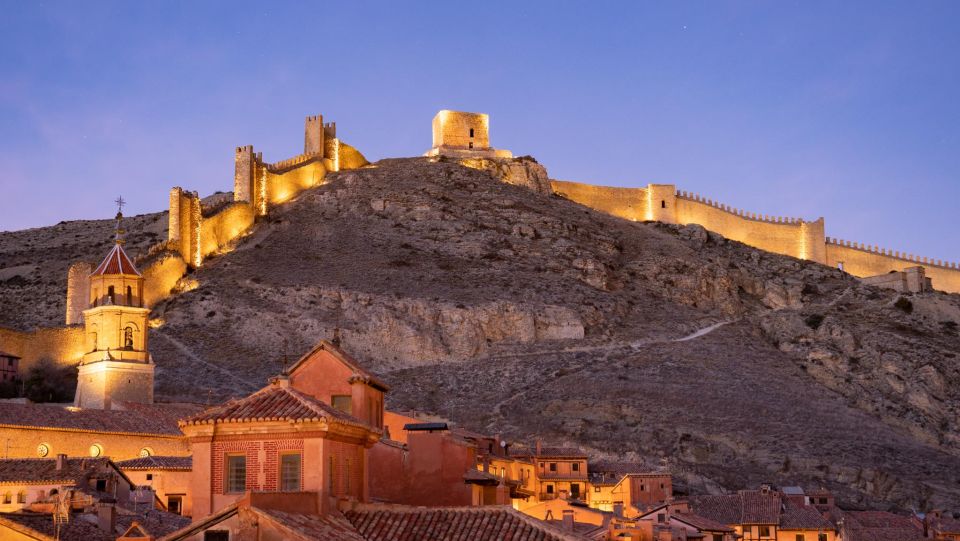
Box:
[0,402,183,436]
[689,490,780,526]
[0,512,115,541]
[116,508,191,539]
[673,512,736,532]
[180,380,370,429]
[257,507,366,541]
[840,510,926,541]
[688,495,742,526]
[91,242,141,276]
[344,505,590,541]
[779,503,833,530]
[0,457,112,484]
[740,490,781,524]
[115,455,192,471]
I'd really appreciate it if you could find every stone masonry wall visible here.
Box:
[0,425,187,460]
[0,325,86,372]
[826,239,960,293]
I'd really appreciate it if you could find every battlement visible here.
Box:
[826,237,959,270]
[676,190,805,225]
[265,153,320,173]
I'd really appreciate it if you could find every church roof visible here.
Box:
[180,380,370,429]
[0,402,185,436]
[91,242,140,277]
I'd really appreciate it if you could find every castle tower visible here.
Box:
[304,114,324,156]
[74,202,154,410]
[425,110,513,159]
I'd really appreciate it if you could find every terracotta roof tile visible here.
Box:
[115,455,192,471]
[256,507,366,541]
[0,402,183,436]
[344,505,591,541]
[673,512,736,532]
[0,512,115,541]
[779,503,833,530]
[688,494,742,526]
[116,508,191,539]
[0,457,113,484]
[840,510,925,541]
[740,490,781,524]
[91,243,140,276]
[180,381,370,429]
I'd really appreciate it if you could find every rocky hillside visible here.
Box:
[2,157,959,511]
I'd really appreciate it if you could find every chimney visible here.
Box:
[98,502,117,533]
[613,502,624,518]
[561,509,574,532]
[55,454,67,470]
[535,439,542,456]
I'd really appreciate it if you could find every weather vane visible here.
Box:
[115,195,126,213]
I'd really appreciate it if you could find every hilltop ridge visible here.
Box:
[2,157,959,511]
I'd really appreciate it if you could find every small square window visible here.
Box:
[572,463,580,472]
[549,463,557,472]
[331,395,352,414]
[146,474,153,481]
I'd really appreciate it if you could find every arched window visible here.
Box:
[92,289,99,307]
[126,285,133,306]
[124,326,134,349]
[2,492,11,504]
[89,331,98,352]
[16,491,25,504]
[107,286,115,305]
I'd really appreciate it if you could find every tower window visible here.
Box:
[280,453,302,492]
[469,128,474,138]
[126,285,133,306]
[661,200,666,208]
[124,326,134,349]
[468,142,474,149]
[225,455,246,493]
[108,286,115,305]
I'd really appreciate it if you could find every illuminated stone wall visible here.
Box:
[199,202,255,259]
[264,160,325,205]
[826,239,960,293]
[0,425,187,460]
[675,192,826,263]
[0,325,86,372]
[550,180,649,221]
[141,251,188,308]
[304,114,325,156]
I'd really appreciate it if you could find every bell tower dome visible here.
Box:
[74,199,154,410]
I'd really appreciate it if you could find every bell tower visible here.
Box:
[74,198,154,410]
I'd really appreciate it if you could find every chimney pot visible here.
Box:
[562,509,575,532]
[55,454,67,470]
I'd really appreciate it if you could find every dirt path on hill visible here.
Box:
[484,318,739,431]
[152,329,260,391]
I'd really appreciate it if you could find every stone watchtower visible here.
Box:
[425,110,513,159]
[74,205,154,410]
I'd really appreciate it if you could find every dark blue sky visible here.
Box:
[1,1,958,262]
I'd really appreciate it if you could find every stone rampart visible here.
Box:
[0,325,86,371]
[140,250,188,308]
[675,191,826,263]
[65,261,92,325]
[825,238,960,293]
[550,180,649,221]
[199,201,256,259]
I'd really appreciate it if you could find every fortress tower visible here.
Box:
[74,203,154,410]
[425,110,513,159]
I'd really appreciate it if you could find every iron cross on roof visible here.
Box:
[115,195,126,213]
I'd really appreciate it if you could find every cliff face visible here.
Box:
[2,157,959,511]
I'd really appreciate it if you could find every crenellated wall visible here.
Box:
[675,191,826,263]
[551,180,960,292]
[552,180,826,263]
[825,238,960,293]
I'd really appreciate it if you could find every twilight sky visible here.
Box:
[1,2,958,262]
